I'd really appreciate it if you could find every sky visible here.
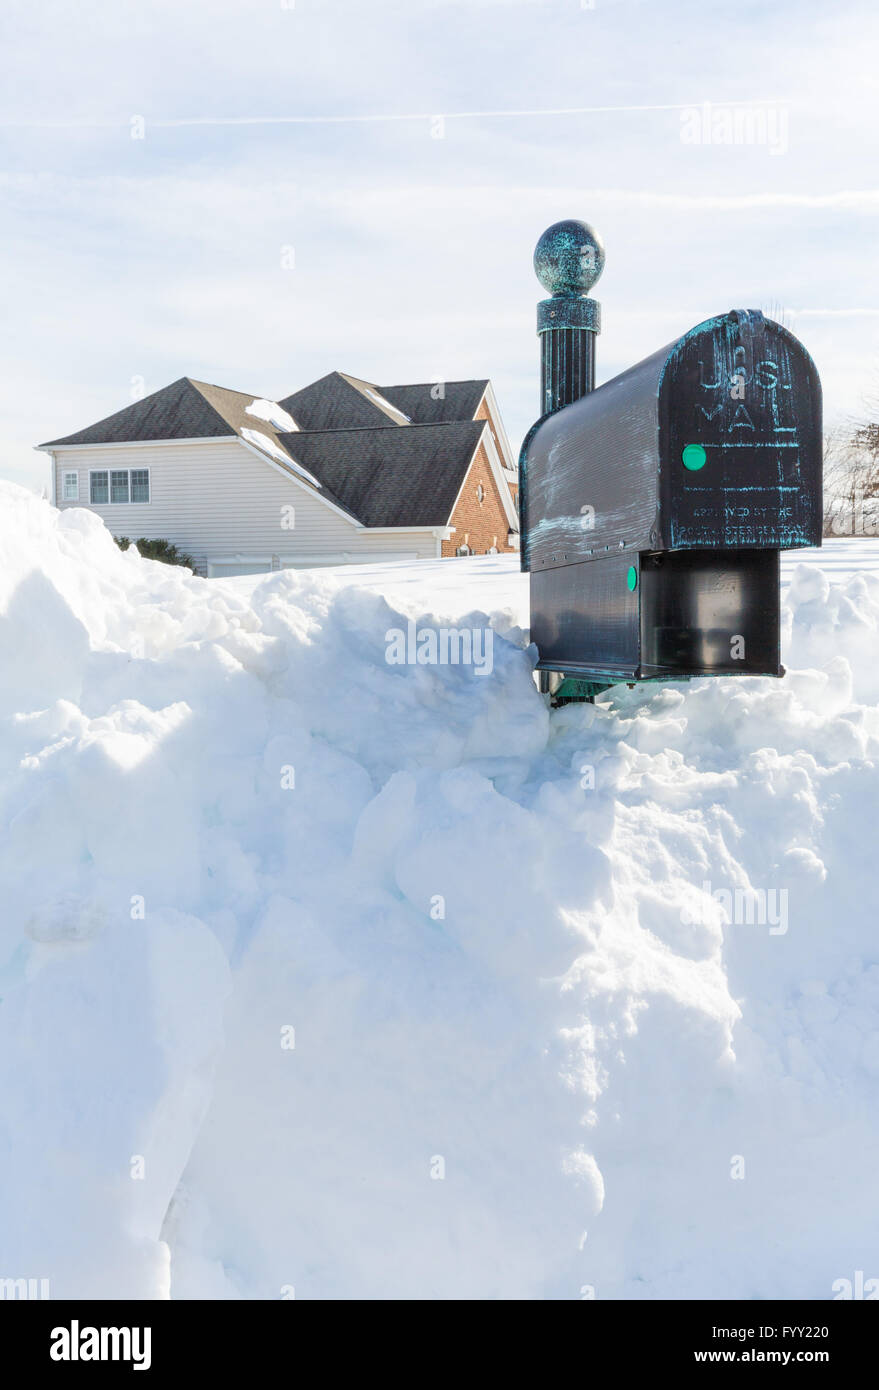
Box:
[1,0,877,491]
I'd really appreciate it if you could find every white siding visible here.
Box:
[52,440,439,572]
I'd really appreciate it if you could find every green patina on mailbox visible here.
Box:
[520,221,823,697]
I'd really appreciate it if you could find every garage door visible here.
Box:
[280,558,345,570]
[207,561,272,578]
[280,553,419,570]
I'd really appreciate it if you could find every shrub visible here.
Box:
[115,537,195,569]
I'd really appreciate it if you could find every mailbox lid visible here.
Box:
[659,310,822,549]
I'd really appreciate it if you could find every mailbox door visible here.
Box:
[659,311,822,550]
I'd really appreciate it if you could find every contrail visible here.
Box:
[0,98,790,131]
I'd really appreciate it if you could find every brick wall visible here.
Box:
[442,441,517,557]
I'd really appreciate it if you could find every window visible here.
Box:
[90,471,109,504]
[89,467,150,504]
[130,469,150,503]
[62,471,79,501]
[111,470,130,503]
[455,545,472,557]
[476,483,485,503]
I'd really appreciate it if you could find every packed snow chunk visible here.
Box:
[787,560,832,609]
[2,480,879,1300]
[0,569,90,715]
[0,906,229,1298]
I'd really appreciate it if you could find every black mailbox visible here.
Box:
[521,221,823,692]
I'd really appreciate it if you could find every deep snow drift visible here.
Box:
[1,480,878,1300]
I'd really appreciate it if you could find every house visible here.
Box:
[38,371,519,576]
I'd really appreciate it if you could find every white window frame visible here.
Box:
[88,467,150,505]
[110,469,130,504]
[89,469,109,504]
[61,470,79,502]
[130,468,150,503]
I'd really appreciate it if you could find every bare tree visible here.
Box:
[852,403,879,499]
[823,426,878,536]
[821,367,879,536]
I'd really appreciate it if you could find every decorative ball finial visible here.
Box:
[533,219,605,298]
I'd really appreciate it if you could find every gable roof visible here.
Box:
[278,421,486,528]
[380,379,489,425]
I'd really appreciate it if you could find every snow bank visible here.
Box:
[1,481,878,1299]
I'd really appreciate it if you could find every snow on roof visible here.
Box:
[362,386,410,424]
[240,427,322,488]
[245,398,298,433]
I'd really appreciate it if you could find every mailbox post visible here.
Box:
[520,220,823,701]
[534,218,604,415]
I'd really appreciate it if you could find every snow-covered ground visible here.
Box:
[1,481,878,1300]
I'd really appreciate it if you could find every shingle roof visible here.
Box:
[40,369,509,532]
[380,379,489,425]
[41,372,494,450]
[40,377,238,447]
[279,374,490,431]
[337,373,413,425]
[278,371,395,432]
[278,421,486,528]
